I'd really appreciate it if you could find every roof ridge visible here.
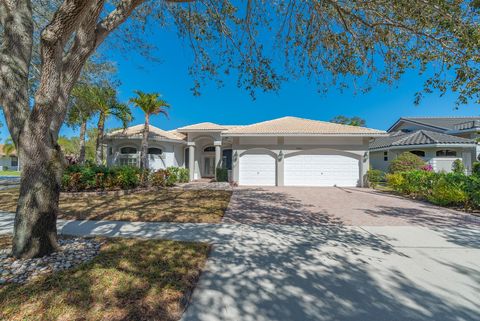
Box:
[418,130,438,143]
[403,116,480,119]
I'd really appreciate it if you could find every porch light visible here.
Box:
[278,150,284,161]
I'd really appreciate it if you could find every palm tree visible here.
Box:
[89,86,132,165]
[67,85,98,163]
[3,137,16,156]
[130,91,170,170]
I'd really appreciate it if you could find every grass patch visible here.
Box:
[0,171,20,177]
[0,189,232,223]
[0,235,209,321]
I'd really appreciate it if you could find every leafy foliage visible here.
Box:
[130,91,170,118]
[389,152,426,173]
[452,159,466,174]
[330,116,366,127]
[387,170,480,209]
[150,167,189,188]
[216,168,229,182]
[472,162,480,176]
[366,169,384,188]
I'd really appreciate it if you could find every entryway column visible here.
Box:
[214,141,222,180]
[188,142,195,181]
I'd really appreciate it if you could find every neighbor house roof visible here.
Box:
[0,144,16,157]
[224,116,386,136]
[370,130,477,150]
[106,124,185,142]
[176,122,241,132]
[388,116,480,132]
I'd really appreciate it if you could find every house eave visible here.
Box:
[387,118,448,133]
[104,135,186,144]
[370,143,477,152]
[223,133,387,137]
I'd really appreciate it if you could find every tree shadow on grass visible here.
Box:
[0,238,209,321]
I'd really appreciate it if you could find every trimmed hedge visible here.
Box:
[62,163,189,191]
[386,170,480,210]
[366,169,384,188]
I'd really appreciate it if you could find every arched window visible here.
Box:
[120,147,137,154]
[409,150,425,157]
[148,147,163,155]
[436,150,457,157]
[204,146,215,152]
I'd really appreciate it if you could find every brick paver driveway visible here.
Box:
[182,187,480,321]
[223,186,478,227]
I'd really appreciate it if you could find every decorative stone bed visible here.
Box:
[0,237,102,285]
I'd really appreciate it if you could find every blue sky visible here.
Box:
[0,23,478,141]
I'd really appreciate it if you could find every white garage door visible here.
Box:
[239,153,276,186]
[284,153,359,187]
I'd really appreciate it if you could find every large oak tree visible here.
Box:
[0,0,478,258]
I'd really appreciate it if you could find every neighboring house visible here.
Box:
[105,116,386,187]
[370,117,480,173]
[0,144,19,171]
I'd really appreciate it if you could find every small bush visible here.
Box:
[452,159,465,174]
[389,152,426,173]
[427,175,468,207]
[151,169,169,188]
[216,168,228,182]
[366,169,384,188]
[112,166,141,189]
[386,173,406,192]
[472,162,480,176]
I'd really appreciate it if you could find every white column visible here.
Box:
[188,143,195,181]
[214,141,222,180]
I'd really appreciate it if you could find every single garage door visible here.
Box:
[239,153,276,186]
[284,153,359,187]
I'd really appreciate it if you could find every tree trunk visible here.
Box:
[12,127,64,258]
[140,114,150,170]
[78,120,87,163]
[95,112,105,165]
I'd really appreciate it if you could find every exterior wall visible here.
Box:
[370,146,476,173]
[232,136,369,187]
[0,156,19,171]
[106,138,184,170]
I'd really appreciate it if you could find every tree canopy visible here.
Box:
[330,115,366,127]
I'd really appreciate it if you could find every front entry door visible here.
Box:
[204,156,215,177]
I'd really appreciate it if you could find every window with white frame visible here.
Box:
[436,150,457,157]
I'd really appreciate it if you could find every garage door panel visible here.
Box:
[239,153,276,186]
[284,154,359,187]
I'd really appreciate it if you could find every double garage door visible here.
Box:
[239,151,359,187]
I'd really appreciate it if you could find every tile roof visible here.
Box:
[393,116,480,131]
[224,116,386,136]
[370,130,476,150]
[106,124,185,141]
[177,122,241,131]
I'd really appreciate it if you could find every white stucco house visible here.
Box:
[370,117,480,173]
[104,116,386,187]
[0,144,19,171]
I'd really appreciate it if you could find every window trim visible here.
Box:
[147,147,163,155]
[435,149,457,157]
[409,150,426,157]
[120,146,138,155]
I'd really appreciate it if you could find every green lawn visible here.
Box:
[0,235,209,321]
[0,170,20,177]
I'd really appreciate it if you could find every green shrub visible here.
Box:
[427,175,468,207]
[472,162,480,176]
[386,173,406,192]
[452,159,465,174]
[366,169,384,188]
[177,168,189,183]
[112,166,141,189]
[216,168,228,182]
[389,152,426,173]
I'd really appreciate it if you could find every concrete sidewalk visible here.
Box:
[1,211,479,320]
